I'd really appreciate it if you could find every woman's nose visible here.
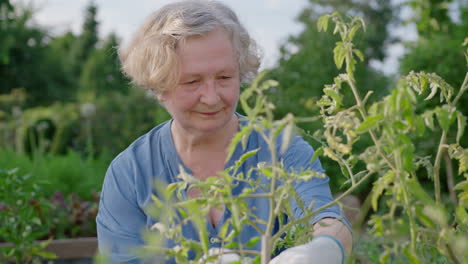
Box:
[199,80,220,105]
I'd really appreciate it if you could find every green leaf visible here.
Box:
[356,114,383,134]
[333,42,346,69]
[349,25,360,41]
[317,14,330,32]
[218,221,231,239]
[324,87,343,106]
[435,105,456,132]
[423,204,448,226]
[371,171,395,211]
[280,122,294,154]
[406,177,432,202]
[422,111,435,130]
[35,250,57,259]
[227,126,250,162]
[454,180,468,192]
[415,206,435,228]
[425,81,439,101]
[224,241,239,249]
[235,148,259,167]
[353,49,364,62]
[456,111,466,143]
[456,206,468,226]
[403,245,423,264]
[245,237,261,248]
[311,147,323,163]
[414,116,426,136]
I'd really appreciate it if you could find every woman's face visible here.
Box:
[159,28,240,135]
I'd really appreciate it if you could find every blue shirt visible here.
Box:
[96,116,348,263]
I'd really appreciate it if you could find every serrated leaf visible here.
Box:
[356,114,383,134]
[245,237,261,248]
[227,126,250,162]
[317,14,330,32]
[454,180,468,191]
[224,241,239,249]
[35,250,57,259]
[218,221,231,239]
[371,171,395,211]
[324,88,343,106]
[416,206,435,228]
[311,147,324,163]
[436,106,456,132]
[422,111,435,130]
[456,206,468,225]
[414,116,426,136]
[349,25,360,41]
[403,245,423,264]
[456,111,466,143]
[280,122,294,154]
[425,82,439,101]
[353,49,364,62]
[407,177,432,202]
[235,148,259,167]
[333,42,346,69]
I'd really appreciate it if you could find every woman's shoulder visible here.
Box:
[111,120,172,167]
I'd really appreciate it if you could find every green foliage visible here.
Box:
[15,103,79,154]
[0,168,56,263]
[265,1,393,191]
[75,88,171,156]
[0,0,15,64]
[316,13,468,263]
[0,2,71,105]
[0,147,110,200]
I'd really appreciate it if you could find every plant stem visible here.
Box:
[347,76,397,172]
[273,170,373,241]
[443,151,457,206]
[433,72,467,204]
[260,130,279,264]
[452,72,468,105]
[392,148,418,253]
[445,242,461,264]
[433,129,447,204]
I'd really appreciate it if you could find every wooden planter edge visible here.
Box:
[0,237,97,260]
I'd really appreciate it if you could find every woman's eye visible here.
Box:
[220,76,232,80]
[184,80,198,85]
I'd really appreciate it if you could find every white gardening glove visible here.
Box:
[269,235,345,264]
[200,248,242,264]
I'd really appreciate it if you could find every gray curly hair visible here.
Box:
[118,0,261,94]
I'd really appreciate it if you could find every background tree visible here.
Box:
[266,0,395,119]
[79,33,129,97]
[69,1,99,78]
[0,1,74,106]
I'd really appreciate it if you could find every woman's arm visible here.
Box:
[313,217,352,254]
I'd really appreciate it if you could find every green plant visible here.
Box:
[133,12,467,264]
[0,168,56,263]
[314,12,467,263]
[0,147,110,200]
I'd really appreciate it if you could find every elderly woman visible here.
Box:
[96,0,352,263]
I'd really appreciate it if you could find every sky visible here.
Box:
[24,0,415,74]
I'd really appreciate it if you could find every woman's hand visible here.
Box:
[269,235,345,264]
[201,248,241,264]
